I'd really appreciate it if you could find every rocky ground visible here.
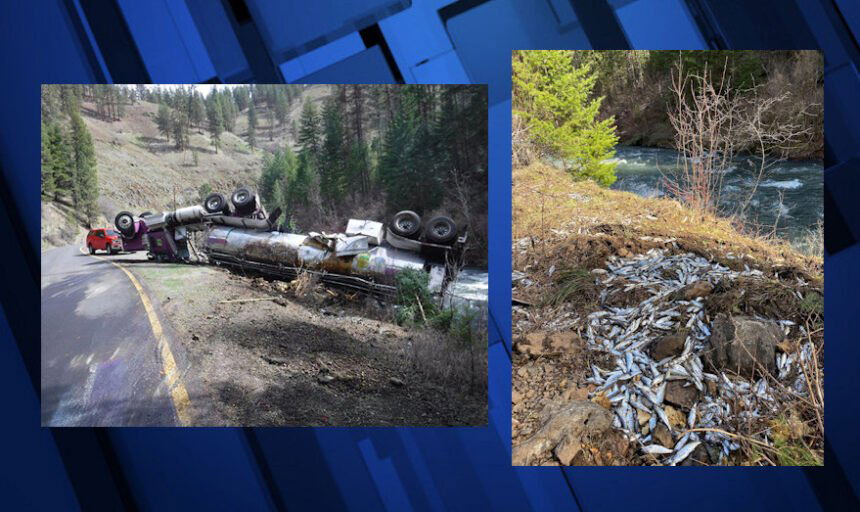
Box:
[511,163,823,466]
[128,259,487,426]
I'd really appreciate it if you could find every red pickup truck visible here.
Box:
[86,228,123,254]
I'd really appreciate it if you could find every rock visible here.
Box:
[664,381,699,410]
[591,268,608,275]
[512,400,614,466]
[515,331,581,357]
[591,391,612,410]
[512,389,524,405]
[562,386,589,402]
[664,405,687,429]
[652,424,673,448]
[637,410,652,434]
[547,332,582,354]
[553,436,582,466]
[515,332,547,357]
[678,280,714,300]
[191,334,200,341]
[273,298,287,306]
[318,374,335,384]
[703,315,782,376]
[389,377,404,387]
[516,366,528,378]
[650,332,687,360]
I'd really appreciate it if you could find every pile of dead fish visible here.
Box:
[583,248,812,465]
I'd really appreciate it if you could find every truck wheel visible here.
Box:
[88,244,95,255]
[424,216,457,244]
[105,246,114,255]
[390,210,421,238]
[231,187,256,214]
[115,211,136,238]
[203,193,228,214]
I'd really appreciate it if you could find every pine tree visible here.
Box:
[274,88,288,127]
[512,50,618,186]
[247,101,257,148]
[206,94,224,154]
[41,122,56,198]
[172,109,190,150]
[297,99,320,156]
[70,111,99,223]
[156,104,172,141]
[189,91,205,129]
[319,98,346,203]
[42,122,73,199]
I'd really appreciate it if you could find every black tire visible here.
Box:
[203,193,228,214]
[114,211,136,238]
[231,187,256,214]
[88,244,95,255]
[424,215,457,244]
[105,246,114,255]
[139,211,153,218]
[390,210,422,238]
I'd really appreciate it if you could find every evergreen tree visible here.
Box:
[512,50,618,186]
[297,99,320,156]
[206,94,224,154]
[156,103,172,141]
[70,111,99,223]
[274,88,288,127]
[319,98,346,203]
[247,101,257,148]
[189,91,205,128]
[42,122,73,199]
[172,109,190,150]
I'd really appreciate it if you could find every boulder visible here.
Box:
[703,315,782,376]
[650,332,687,360]
[512,400,613,466]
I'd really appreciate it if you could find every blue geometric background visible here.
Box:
[3,0,858,509]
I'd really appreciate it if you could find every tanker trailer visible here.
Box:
[201,224,449,301]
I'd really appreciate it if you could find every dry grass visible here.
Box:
[513,162,821,278]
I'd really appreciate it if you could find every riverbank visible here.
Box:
[512,162,823,466]
[604,146,823,252]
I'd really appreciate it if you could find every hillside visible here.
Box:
[41,85,331,249]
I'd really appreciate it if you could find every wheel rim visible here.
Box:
[235,191,248,204]
[118,217,132,230]
[207,197,221,210]
[432,222,451,238]
[397,219,415,232]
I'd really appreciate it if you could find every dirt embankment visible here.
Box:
[512,163,823,466]
[129,260,487,426]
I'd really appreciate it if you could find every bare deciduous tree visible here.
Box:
[665,56,812,224]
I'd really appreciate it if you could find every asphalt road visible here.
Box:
[41,245,179,426]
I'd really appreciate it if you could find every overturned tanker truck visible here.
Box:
[112,187,487,315]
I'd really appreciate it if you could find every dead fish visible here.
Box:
[642,444,674,455]
[669,441,702,466]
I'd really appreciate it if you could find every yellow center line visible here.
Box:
[80,247,192,425]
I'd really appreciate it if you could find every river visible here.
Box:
[606,146,823,251]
